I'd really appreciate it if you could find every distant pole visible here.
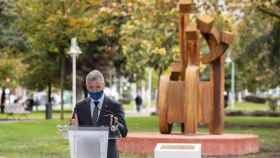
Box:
[231,61,235,109]
[72,54,77,111]
[147,68,153,108]
[226,55,235,109]
[68,37,82,112]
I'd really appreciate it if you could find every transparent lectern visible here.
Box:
[66,126,121,158]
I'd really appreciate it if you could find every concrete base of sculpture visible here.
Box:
[154,143,201,158]
[117,133,259,156]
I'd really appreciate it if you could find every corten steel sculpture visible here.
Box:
[158,0,234,135]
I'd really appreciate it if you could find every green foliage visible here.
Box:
[120,0,177,81]
[15,0,102,90]
[0,0,279,93]
[0,0,27,53]
[267,97,280,112]
[16,0,132,87]
[234,1,280,91]
[21,51,60,90]
[77,2,130,81]
[0,53,26,88]
[0,0,27,92]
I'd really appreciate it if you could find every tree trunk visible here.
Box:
[59,49,65,120]
[83,78,88,99]
[46,82,52,120]
[0,87,6,114]
[155,70,163,114]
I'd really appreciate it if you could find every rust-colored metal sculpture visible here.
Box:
[158,0,234,135]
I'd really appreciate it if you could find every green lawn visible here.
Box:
[229,102,269,111]
[0,114,280,158]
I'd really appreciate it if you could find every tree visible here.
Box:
[194,0,280,92]
[120,0,177,81]
[16,0,100,119]
[233,0,280,91]
[257,0,280,20]
[21,51,61,119]
[0,53,26,113]
[76,1,130,92]
[0,0,27,113]
[16,0,130,119]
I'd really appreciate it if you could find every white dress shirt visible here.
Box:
[90,93,105,120]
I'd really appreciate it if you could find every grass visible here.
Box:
[0,114,280,158]
[0,102,280,158]
[225,116,280,126]
[229,102,269,111]
[0,120,68,158]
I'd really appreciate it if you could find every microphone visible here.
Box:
[96,107,119,131]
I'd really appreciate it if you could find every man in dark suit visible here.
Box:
[70,70,128,158]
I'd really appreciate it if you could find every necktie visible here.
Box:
[92,101,99,126]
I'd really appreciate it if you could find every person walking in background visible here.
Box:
[134,94,143,113]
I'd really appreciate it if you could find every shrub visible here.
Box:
[243,95,266,104]
[267,98,279,112]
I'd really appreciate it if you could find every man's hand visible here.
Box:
[69,113,79,126]
[113,116,119,125]
[109,115,119,126]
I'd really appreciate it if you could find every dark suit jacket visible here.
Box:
[72,95,128,158]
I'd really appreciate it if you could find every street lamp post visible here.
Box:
[68,38,82,111]
[147,68,152,109]
[231,61,235,109]
[226,56,235,109]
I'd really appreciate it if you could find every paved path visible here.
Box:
[0,119,34,123]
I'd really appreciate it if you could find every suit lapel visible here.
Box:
[84,97,93,124]
[97,96,110,125]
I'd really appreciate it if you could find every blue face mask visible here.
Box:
[89,90,104,100]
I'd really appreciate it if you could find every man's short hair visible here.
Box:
[86,70,105,84]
